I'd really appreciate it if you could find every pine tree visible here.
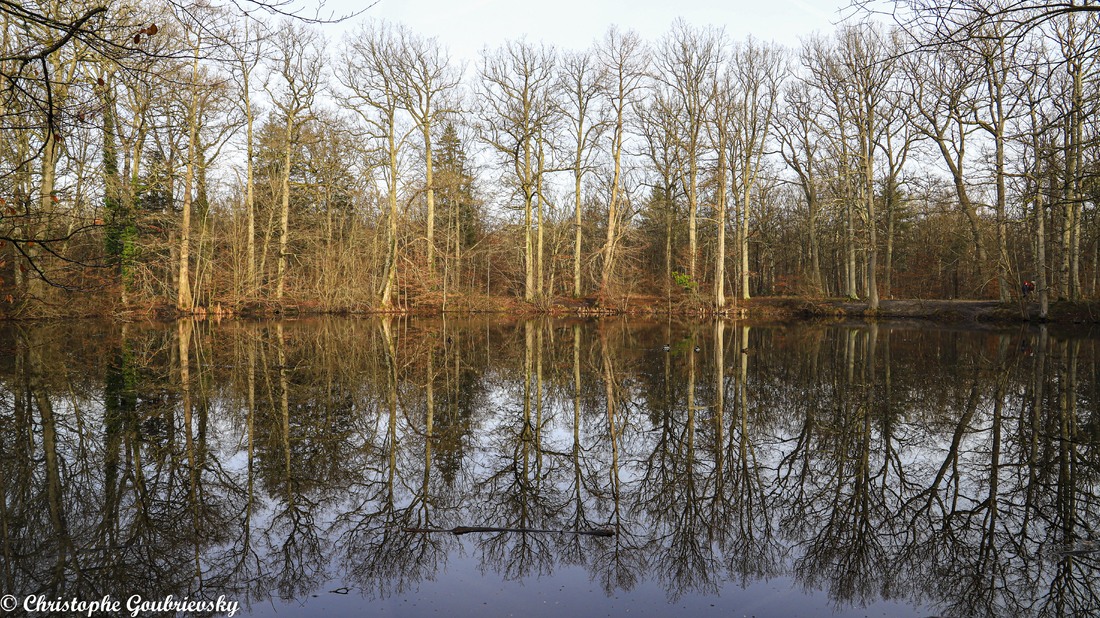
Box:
[434,122,479,289]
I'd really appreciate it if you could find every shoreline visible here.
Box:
[3,295,1100,326]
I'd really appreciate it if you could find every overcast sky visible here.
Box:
[323,0,852,63]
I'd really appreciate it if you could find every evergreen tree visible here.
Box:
[434,122,480,288]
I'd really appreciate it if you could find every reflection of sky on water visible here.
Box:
[1,318,1097,618]
[259,541,926,617]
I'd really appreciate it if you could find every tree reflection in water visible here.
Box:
[0,318,1097,617]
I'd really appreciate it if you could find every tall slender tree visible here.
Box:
[477,40,558,302]
[557,47,606,298]
[596,26,647,296]
[726,36,785,301]
[391,25,460,279]
[339,22,406,308]
[655,19,724,286]
[272,22,322,303]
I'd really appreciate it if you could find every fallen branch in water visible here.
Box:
[403,526,614,537]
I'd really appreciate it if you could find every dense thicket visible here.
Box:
[1,0,1097,315]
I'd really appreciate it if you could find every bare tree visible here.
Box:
[637,94,683,299]
[228,19,267,296]
[835,23,897,311]
[477,39,557,303]
[876,61,919,299]
[176,13,205,312]
[725,36,785,302]
[1018,50,1052,318]
[969,13,1026,302]
[864,0,1100,49]
[338,21,411,309]
[595,26,647,296]
[267,20,323,303]
[654,19,724,286]
[777,79,827,294]
[390,25,460,280]
[0,0,158,300]
[711,67,731,308]
[902,43,988,294]
[1048,12,1098,300]
[557,47,606,298]
[0,0,142,123]
[802,34,861,300]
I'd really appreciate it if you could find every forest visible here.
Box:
[0,0,1098,317]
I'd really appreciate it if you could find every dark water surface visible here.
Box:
[1,317,1098,617]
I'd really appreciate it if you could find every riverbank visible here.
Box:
[750,297,1100,324]
[547,295,1100,325]
[4,291,1100,324]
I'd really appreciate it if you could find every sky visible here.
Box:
[321,0,852,65]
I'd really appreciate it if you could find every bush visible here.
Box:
[672,271,697,292]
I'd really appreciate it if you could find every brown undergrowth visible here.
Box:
[4,289,1100,325]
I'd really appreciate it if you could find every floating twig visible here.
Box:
[403,526,614,537]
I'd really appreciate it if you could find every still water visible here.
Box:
[0,317,1097,617]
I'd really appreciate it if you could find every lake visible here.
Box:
[0,317,1097,617]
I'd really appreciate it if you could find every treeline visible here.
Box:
[0,1,1098,315]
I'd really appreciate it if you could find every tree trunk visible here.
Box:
[740,187,750,301]
[245,87,256,296]
[808,196,822,295]
[276,115,291,302]
[665,193,673,302]
[573,166,583,297]
[884,194,895,299]
[1037,194,1049,320]
[715,127,727,309]
[380,123,399,308]
[991,72,1010,303]
[864,109,879,312]
[601,97,625,295]
[536,139,545,298]
[178,47,200,313]
[524,136,534,302]
[846,196,858,300]
[688,156,698,284]
[26,119,59,300]
[424,125,436,279]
